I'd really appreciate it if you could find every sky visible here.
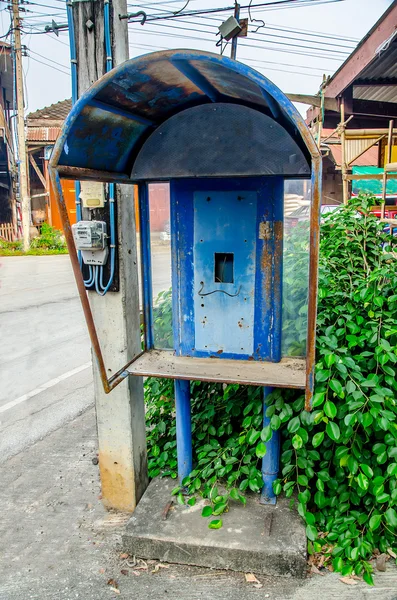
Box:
[0,0,393,115]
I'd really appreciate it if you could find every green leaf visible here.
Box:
[385,508,397,529]
[201,506,213,518]
[270,415,281,430]
[360,464,373,478]
[324,400,337,419]
[312,392,326,407]
[208,519,223,529]
[326,421,340,442]
[306,524,318,541]
[329,379,343,397]
[369,514,382,531]
[177,493,185,505]
[261,425,272,442]
[229,488,240,501]
[287,416,300,433]
[273,480,282,495]
[292,434,303,449]
[357,473,369,491]
[171,486,181,496]
[187,497,196,507]
[255,442,267,459]
[312,431,325,448]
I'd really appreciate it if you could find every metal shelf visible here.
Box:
[127,350,306,389]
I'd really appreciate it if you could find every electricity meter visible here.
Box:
[72,221,108,265]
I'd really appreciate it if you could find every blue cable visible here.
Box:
[95,0,116,296]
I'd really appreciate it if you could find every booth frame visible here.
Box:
[48,50,322,410]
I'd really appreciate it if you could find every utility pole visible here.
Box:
[230,2,240,59]
[71,0,147,511]
[11,0,30,251]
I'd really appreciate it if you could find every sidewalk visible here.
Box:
[1,408,397,600]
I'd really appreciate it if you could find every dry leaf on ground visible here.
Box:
[245,573,260,584]
[339,577,358,586]
[387,548,397,559]
[376,553,388,572]
[152,563,170,573]
[120,553,129,560]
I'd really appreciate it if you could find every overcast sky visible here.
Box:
[0,0,393,114]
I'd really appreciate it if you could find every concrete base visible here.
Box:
[123,478,307,578]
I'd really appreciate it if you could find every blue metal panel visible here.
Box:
[171,178,283,361]
[53,50,317,180]
[193,191,257,356]
[253,177,284,362]
[138,183,154,349]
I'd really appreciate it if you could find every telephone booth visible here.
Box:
[49,50,321,504]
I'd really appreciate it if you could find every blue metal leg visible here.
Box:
[260,386,280,505]
[175,379,193,483]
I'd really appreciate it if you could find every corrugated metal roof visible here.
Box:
[26,126,61,142]
[353,41,397,103]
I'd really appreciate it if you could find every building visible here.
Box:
[0,41,17,240]
[306,0,397,208]
[26,98,76,230]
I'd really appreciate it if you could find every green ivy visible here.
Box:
[144,194,397,584]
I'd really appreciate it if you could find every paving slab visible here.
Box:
[123,477,307,577]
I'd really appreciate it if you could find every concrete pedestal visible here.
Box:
[123,478,307,578]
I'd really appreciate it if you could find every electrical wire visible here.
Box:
[131,0,344,22]
[128,23,348,61]
[149,14,355,51]
[28,47,70,70]
[28,53,69,74]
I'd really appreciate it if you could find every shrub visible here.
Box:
[30,223,67,251]
[145,194,397,583]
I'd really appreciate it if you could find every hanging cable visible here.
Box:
[95,0,116,295]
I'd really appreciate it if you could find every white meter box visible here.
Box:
[72,221,108,266]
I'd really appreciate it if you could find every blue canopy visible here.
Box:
[52,49,319,182]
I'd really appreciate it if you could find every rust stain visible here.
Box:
[99,450,140,512]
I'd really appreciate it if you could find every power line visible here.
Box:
[129,40,329,78]
[28,53,69,75]
[128,23,345,61]
[130,19,350,57]
[29,47,69,70]
[154,14,355,51]
[130,0,344,23]
[129,38,333,72]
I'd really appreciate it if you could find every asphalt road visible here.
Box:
[0,250,171,462]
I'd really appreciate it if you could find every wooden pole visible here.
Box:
[340,99,349,205]
[11,0,31,250]
[381,119,394,219]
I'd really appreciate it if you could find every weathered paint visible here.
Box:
[170,177,283,362]
[138,182,154,350]
[50,49,315,182]
[193,191,257,356]
[49,50,322,407]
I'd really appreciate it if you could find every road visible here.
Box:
[0,249,171,462]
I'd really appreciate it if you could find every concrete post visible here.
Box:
[72,0,148,511]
